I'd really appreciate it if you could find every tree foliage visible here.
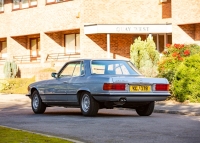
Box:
[130,36,159,77]
[158,44,200,102]
[172,54,200,102]
[158,44,200,84]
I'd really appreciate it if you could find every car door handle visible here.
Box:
[63,81,68,84]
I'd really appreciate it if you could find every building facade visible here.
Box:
[0,0,200,78]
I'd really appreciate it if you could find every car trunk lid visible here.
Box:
[111,76,168,84]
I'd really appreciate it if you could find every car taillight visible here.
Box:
[103,83,125,90]
[155,84,169,91]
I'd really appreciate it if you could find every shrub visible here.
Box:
[158,44,200,84]
[3,61,19,78]
[172,54,200,102]
[130,36,159,77]
[0,77,35,94]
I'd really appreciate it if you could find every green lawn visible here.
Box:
[0,126,73,143]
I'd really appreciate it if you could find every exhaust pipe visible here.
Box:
[114,98,127,106]
[119,98,127,102]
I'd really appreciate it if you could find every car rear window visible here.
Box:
[91,60,140,75]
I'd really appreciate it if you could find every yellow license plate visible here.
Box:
[129,85,151,92]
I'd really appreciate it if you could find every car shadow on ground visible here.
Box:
[41,108,139,117]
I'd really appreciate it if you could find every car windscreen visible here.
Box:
[91,60,141,75]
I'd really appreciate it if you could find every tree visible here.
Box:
[130,36,159,77]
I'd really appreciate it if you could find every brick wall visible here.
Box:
[172,0,200,24]
[1,0,200,78]
[44,32,63,54]
[162,0,171,19]
[173,23,200,44]
[172,0,200,44]
[82,0,171,24]
[195,24,200,41]
[9,36,29,58]
[0,0,81,37]
[80,0,172,59]
[82,34,137,59]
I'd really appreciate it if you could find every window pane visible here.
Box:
[73,63,81,76]
[91,60,139,75]
[47,0,55,3]
[167,34,172,44]
[1,41,7,58]
[115,64,129,75]
[30,38,40,57]
[0,0,4,11]
[56,0,64,2]
[30,0,37,6]
[65,34,75,54]
[80,62,85,75]
[60,63,77,77]
[22,0,29,8]
[31,39,37,56]
[91,61,105,75]
[38,38,40,56]
[2,41,7,53]
[13,0,20,9]
[76,34,80,53]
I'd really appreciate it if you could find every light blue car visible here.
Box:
[26,59,170,116]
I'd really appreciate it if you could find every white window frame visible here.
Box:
[46,0,67,4]
[13,0,37,10]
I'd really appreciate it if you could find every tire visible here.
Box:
[80,92,99,116]
[31,90,46,114]
[136,101,155,116]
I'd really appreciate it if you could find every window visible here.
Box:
[30,38,40,57]
[59,61,84,77]
[91,60,140,75]
[22,0,29,8]
[46,0,68,4]
[65,34,80,54]
[30,0,37,6]
[13,0,20,9]
[0,0,4,12]
[13,0,37,10]
[0,41,7,59]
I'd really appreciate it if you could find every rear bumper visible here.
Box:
[92,92,171,102]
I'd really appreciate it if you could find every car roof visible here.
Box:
[68,59,130,62]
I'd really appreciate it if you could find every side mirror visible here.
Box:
[51,72,58,78]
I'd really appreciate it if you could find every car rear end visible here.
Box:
[92,76,170,102]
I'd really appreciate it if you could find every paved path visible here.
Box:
[155,100,200,116]
[1,93,200,143]
[1,93,200,116]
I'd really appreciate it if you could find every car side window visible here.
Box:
[91,64,105,74]
[59,63,76,77]
[115,64,129,75]
[80,61,85,75]
[106,64,129,75]
[59,61,84,77]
